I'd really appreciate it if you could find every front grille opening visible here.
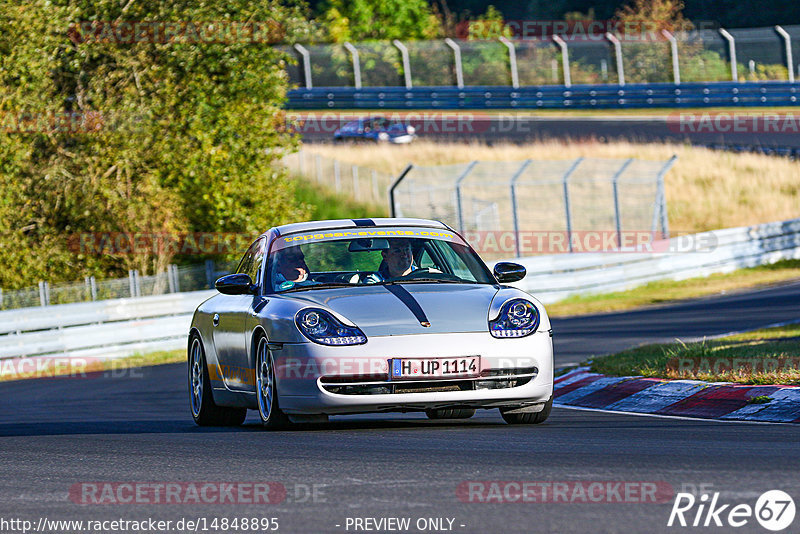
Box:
[320,367,537,396]
[481,366,537,377]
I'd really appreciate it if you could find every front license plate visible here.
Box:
[389,357,480,380]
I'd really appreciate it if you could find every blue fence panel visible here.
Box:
[287,82,800,110]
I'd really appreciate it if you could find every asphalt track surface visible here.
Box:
[300,115,800,148]
[1,280,799,533]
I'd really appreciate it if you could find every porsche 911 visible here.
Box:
[188,218,553,427]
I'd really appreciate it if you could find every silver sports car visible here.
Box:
[188,218,554,427]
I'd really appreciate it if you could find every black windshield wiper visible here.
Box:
[281,282,357,293]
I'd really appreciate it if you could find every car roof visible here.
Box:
[271,218,451,237]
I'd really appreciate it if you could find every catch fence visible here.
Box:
[282,25,800,90]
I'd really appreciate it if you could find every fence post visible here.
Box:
[128,270,135,297]
[334,159,341,192]
[718,29,738,82]
[167,264,177,293]
[38,281,49,306]
[343,42,362,89]
[605,33,625,86]
[561,158,584,253]
[509,160,533,258]
[172,265,181,293]
[205,260,215,289]
[371,169,380,201]
[611,159,634,248]
[393,40,413,89]
[389,164,414,217]
[352,165,360,197]
[455,161,479,233]
[90,276,97,301]
[552,35,571,88]
[775,26,795,82]
[654,155,678,239]
[293,44,313,89]
[84,276,92,301]
[499,37,519,89]
[444,38,464,88]
[0,288,3,310]
[662,30,681,84]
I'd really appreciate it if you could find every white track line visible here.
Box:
[553,403,792,425]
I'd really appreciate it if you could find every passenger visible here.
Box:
[274,247,315,290]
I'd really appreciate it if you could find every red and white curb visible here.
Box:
[554,367,800,423]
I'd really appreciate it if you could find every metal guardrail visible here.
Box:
[0,260,234,311]
[287,81,800,110]
[502,217,800,303]
[0,290,216,362]
[1,218,798,364]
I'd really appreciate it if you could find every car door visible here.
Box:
[212,238,265,391]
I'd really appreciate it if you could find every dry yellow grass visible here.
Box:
[306,140,800,233]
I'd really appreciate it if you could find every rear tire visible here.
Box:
[188,334,247,426]
[425,408,476,420]
[255,336,290,429]
[500,398,552,425]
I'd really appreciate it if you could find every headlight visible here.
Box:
[296,309,367,346]
[489,299,539,338]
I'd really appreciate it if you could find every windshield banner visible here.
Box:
[273,227,465,251]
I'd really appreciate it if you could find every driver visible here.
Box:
[378,239,417,279]
[273,247,316,290]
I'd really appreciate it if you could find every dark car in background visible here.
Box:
[333,117,416,144]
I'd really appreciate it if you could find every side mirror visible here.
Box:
[215,273,256,295]
[493,262,526,284]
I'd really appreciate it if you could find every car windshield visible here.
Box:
[266,227,495,293]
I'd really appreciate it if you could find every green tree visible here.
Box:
[462,6,514,85]
[614,0,692,83]
[0,0,309,289]
[321,0,442,42]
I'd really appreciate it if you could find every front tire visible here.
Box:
[255,336,290,429]
[500,398,552,425]
[425,408,476,420]
[188,334,246,426]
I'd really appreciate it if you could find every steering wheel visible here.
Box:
[390,268,463,283]
[333,273,356,283]
[387,268,432,281]
[334,272,381,284]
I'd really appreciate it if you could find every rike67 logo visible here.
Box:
[668,490,795,531]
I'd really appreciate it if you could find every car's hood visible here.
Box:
[285,283,500,336]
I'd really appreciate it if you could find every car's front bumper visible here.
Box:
[273,331,553,415]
